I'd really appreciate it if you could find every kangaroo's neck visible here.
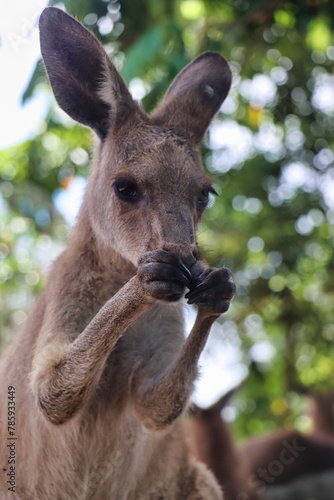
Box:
[65,201,136,291]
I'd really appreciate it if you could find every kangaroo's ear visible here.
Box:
[39,8,139,139]
[152,52,231,146]
[209,381,243,414]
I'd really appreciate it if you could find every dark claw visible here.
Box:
[140,262,192,289]
[179,261,197,289]
[184,281,205,300]
[139,250,195,287]
[185,267,236,314]
[138,250,198,302]
[185,281,235,303]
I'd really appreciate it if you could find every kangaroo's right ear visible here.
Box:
[209,383,243,414]
[39,8,139,139]
[151,52,232,146]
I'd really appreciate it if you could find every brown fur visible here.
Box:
[307,388,334,442]
[240,429,334,491]
[240,384,334,490]
[241,385,334,485]
[188,389,263,500]
[188,387,334,497]
[240,389,334,492]
[289,383,334,443]
[0,7,236,499]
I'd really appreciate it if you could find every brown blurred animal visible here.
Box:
[240,388,334,492]
[0,7,236,500]
[188,388,263,500]
[188,385,334,498]
[306,387,334,442]
[240,428,334,491]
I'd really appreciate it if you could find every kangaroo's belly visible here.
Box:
[9,409,185,500]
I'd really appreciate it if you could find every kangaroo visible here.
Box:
[240,428,334,491]
[306,388,334,443]
[240,385,334,494]
[288,384,334,442]
[187,387,263,500]
[188,388,334,498]
[0,7,235,500]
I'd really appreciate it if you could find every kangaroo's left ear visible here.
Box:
[151,52,232,146]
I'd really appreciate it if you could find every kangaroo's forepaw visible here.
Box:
[185,267,236,316]
[138,250,195,302]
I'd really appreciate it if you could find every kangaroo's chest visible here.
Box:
[99,301,186,400]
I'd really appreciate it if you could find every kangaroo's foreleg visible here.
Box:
[31,278,156,424]
[134,251,236,430]
[31,250,195,426]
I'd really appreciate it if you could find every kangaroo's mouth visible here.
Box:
[178,258,197,290]
[185,258,208,284]
[165,293,185,302]
[178,248,203,281]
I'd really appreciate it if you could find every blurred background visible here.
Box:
[0,0,334,441]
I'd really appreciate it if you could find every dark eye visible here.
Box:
[197,187,217,211]
[113,179,140,202]
[197,191,209,209]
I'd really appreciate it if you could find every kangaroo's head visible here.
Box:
[39,8,231,268]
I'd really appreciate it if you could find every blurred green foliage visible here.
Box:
[1,0,334,439]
